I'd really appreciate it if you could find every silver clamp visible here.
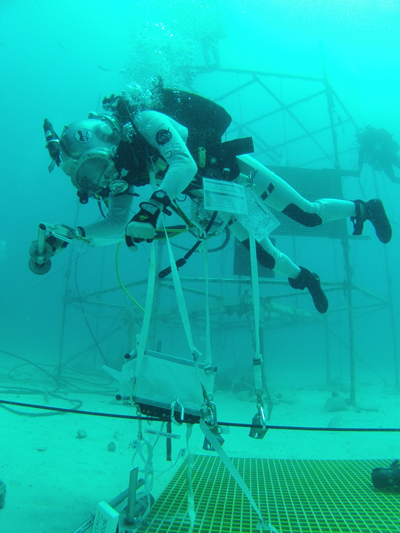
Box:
[201,401,217,428]
[42,222,92,245]
[257,402,267,428]
[249,170,254,187]
[171,398,185,426]
[192,347,202,362]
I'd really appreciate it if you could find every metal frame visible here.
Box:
[189,60,398,402]
[62,62,398,407]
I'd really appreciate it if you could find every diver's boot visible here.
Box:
[289,267,329,314]
[352,199,392,244]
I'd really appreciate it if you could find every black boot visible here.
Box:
[352,199,392,244]
[288,267,329,314]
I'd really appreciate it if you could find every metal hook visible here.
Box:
[201,401,217,427]
[171,398,185,426]
[257,402,266,427]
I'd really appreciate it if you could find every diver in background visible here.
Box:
[125,1,226,90]
[31,84,392,315]
[154,0,227,67]
[356,126,400,183]
[192,6,227,67]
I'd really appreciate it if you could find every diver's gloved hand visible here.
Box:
[125,190,171,246]
[45,235,70,256]
[126,202,161,244]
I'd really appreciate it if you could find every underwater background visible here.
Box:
[1,1,400,532]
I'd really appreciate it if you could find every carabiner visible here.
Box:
[201,401,217,427]
[171,398,185,426]
[257,402,266,428]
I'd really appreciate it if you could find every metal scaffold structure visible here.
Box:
[64,58,398,407]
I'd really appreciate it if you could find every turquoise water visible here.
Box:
[0,1,400,531]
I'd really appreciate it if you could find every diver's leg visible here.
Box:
[236,154,392,243]
[381,160,400,183]
[211,44,220,66]
[201,41,211,65]
[225,216,299,277]
[222,214,328,313]
[389,153,400,170]
[237,154,356,224]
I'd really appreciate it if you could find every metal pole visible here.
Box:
[342,238,356,405]
[321,41,357,404]
[372,172,399,390]
[37,223,46,255]
[56,265,71,382]
[56,204,80,381]
[319,41,340,170]
[166,421,172,462]
[324,314,331,386]
[382,248,399,390]
[91,246,107,368]
[148,240,165,351]
[126,467,139,524]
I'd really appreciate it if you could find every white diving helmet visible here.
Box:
[59,113,127,203]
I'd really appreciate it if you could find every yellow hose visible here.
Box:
[115,223,189,312]
[115,242,145,313]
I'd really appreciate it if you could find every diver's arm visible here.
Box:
[125,112,197,247]
[135,110,198,200]
[81,187,135,246]
[29,190,135,275]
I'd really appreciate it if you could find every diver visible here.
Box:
[356,126,400,183]
[30,81,392,315]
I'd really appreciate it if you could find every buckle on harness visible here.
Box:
[351,200,364,236]
[351,215,364,236]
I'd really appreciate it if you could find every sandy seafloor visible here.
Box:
[0,366,399,533]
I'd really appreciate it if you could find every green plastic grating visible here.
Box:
[143,456,400,533]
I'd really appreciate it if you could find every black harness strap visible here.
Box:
[351,200,364,236]
[158,211,219,279]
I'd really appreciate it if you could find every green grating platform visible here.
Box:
[143,456,400,533]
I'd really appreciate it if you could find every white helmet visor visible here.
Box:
[73,152,114,195]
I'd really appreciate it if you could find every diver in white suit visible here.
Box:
[31,83,392,314]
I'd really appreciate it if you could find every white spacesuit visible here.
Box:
[34,90,392,314]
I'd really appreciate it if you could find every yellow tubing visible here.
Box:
[115,242,145,313]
